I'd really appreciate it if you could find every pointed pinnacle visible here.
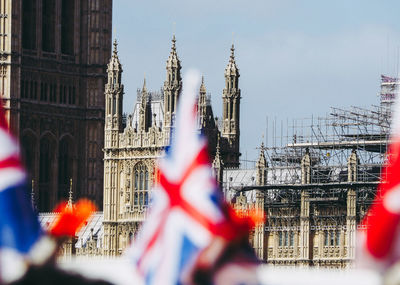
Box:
[68,178,73,208]
[230,44,235,59]
[172,35,176,51]
[142,76,147,92]
[200,75,206,93]
[113,38,118,56]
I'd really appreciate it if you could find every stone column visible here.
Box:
[212,137,224,190]
[254,191,265,260]
[346,149,358,264]
[254,143,267,260]
[299,148,311,266]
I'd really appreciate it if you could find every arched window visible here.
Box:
[330,230,335,246]
[39,136,56,211]
[284,231,288,246]
[22,0,37,50]
[324,231,329,246]
[336,231,340,246]
[58,137,73,200]
[289,231,294,247]
[133,163,149,208]
[61,0,74,55]
[42,0,56,52]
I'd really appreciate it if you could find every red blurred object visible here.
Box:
[0,96,8,129]
[50,199,97,237]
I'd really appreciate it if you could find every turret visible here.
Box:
[105,39,124,148]
[198,76,207,127]
[138,78,151,132]
[163,35,182,130]
[221,44,241,167]
[212,137,224,189]
[256,142,267,186]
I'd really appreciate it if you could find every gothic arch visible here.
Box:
[61,0,75,55]
[42,0,56,52]
[20,129,38,183]
[58,134,75,201]
[22,0,37,50]
[39,133,57,212]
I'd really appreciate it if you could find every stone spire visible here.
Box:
[224,44,239,77]
[198,76,207,127]
[212,136,224,189]
[200,75,206,94]
[67,178,73,209]
[109,39,122,73]
[221,43,241,168]
[142,76,147,93]
[139,77,150,132]
[105,38,124,147]
[163,35,182,131]
[256,142,267,186]
[166,35,181,74]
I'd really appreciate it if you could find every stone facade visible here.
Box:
[230,147,363,268]
[0,0,112,211]
[102,37,241,256]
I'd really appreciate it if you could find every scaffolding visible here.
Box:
[262,103,391,186]
[230,103,392,225]
[224,77,398,266]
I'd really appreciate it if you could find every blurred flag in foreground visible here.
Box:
[0,100,97,283]
[359,81,400,271]
[130,70,259,285]
[0,101,55,283]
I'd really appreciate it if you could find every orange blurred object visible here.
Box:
[233,207,265,228]
[50,199,97,237]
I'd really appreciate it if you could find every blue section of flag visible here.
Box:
[0,183,42,253]
[177,234,199,285]
[209,190,222,208]
[146,268,155,285]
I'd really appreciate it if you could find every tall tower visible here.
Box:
[103,39,123,257]
[163,35,182,137]
[221,44,241,167]
[0,0,112,211]
[105,40,124,148]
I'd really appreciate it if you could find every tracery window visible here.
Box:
[324,230,341,247]
[289,231,294,247]
[133,163,149,208]
[278,230,295,247]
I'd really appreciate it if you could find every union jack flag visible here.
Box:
[359,78,400,270]
[130,70,253,285]
[0,100,53,283]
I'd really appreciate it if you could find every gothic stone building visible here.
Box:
[225,142,376,268]
[102,36,242,256]
[0,0,112,211]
